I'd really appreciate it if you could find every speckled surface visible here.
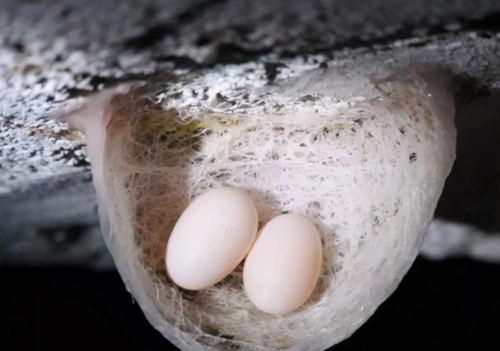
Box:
[1,0,500,268]
[2,0,500,193]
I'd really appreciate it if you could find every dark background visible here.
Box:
[1,256,499,351]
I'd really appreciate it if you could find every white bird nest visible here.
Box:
[56,63,458,351]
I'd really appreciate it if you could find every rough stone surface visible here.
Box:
[1,0,500,269]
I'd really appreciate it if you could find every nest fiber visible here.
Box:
[58,64,457,351]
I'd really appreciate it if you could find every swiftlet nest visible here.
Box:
[52,63,460,351]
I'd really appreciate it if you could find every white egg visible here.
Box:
[243,214,322,315]
[166,187,258,290]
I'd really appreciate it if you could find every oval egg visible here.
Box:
[243,214,322,315]
[166,187,258,290]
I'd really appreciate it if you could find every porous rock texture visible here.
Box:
[1,0,500,268]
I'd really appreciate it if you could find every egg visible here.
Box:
[166,187,258,290]
[243,214,322,315]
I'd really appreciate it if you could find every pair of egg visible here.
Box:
[165,187,323,315]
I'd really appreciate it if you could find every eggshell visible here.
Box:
[166,187,258,290]
[243,214,322,315]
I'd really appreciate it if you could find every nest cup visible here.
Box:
[59,64,458,351]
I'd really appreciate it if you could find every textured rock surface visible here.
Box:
[1,0,500,269]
